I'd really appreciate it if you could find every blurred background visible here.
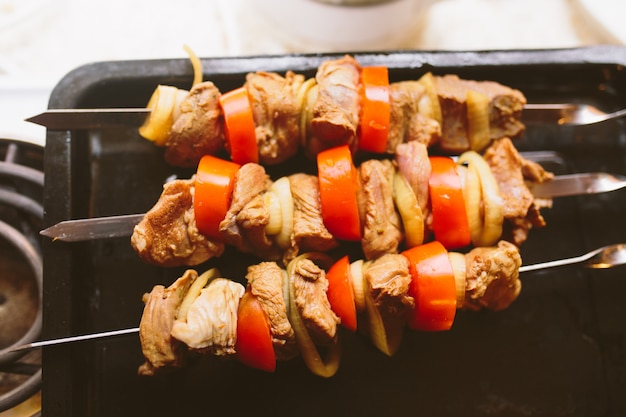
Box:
[0,0,623,146]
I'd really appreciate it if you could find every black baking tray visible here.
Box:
[42,46,626,417]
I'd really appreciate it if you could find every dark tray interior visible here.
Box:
[42,46,626,417]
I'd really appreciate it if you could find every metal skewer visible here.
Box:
[522,103,626,126]
[26,108,151,130]
[38,172,626,243]
[10,244,626,352]
[9,328,140,353]
[27,103,626,130]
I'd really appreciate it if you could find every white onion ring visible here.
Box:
[393,173,424,248]
[295,78,317,147]
[271,177,294,249]
[447,252,467,308]
[138,85,180,146]
[176,268,220,321]
[458,151,504,246]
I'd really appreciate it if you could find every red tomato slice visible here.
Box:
[317,145,362,241]
[402,241,457,331]
[428,156,471,249]
[326,255,357,332]
[194,154,240,241]
[219,87,258,164]
[236,289,276,372]
[359,66,390,153]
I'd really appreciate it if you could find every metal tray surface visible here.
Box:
[42,46,626,417]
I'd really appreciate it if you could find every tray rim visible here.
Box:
[46,45,626,111]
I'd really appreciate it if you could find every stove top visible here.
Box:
[0,138,43,415]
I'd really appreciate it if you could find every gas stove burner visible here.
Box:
[0,138,43,414]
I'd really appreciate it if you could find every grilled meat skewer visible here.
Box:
[138,240,521,377]
[133,55,526,167]
[131,138,551,268]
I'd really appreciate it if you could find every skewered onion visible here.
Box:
[417,72,443,124]
[138,85,182,146]
[393,173,424,248]
[458,151,504,246]
[350,259,366,313]
[296,78,317,147]
[460,161,484,245]
[448,252,467,306]
[263,190,283,236]
[466,89,491,151]
[271,177,294,249]
[176,268,219,321]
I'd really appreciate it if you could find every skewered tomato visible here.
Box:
[326,255,357,332]
[359,66,390,153]
[219,87,258,164]
[403,241,457,331]
[235,289,276,372]
[428,156,471,249]
[317,145,362,241]
[194,154,240,241]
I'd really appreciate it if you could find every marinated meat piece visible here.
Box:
[170,278,244,356]
[219,163,280,260]
[310,55,361,147]
[245,71,304,165]
[138,270,196,375]
[165,81,225,167]
[483,137,552,245]
[290,257,339,346]
[483,138,534,219]
[364,254,414,318]
[394,141,431,214]
[131,179,224,267]
[235,193,282,260]
[463,240,522,312]
[388,81,441,151]
[522,156,555,184]
[246,262,298,359]
[433,75,526,152]
[288,173,338,258]
[358,159,403,260]
[507,204,549,246]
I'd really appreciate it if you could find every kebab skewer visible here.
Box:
[131,137,552,268]
[14,243,625,354]
[138,240,521,378]
[137,54,526,167]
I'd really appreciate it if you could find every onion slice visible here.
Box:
[263,189,282,236]
[271,177,294,249]
[458,151,504,246]
[296,78,317,147]
[350,259,366,313]
[393,173,424,248]
[466,90,491,151]
[138,85,181,146]
[176,268,220,321]
[460,162,483,245]
[417,72,442,124]
[447,252,467,307]
[183,44,203,87]
[286,253,341,378]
